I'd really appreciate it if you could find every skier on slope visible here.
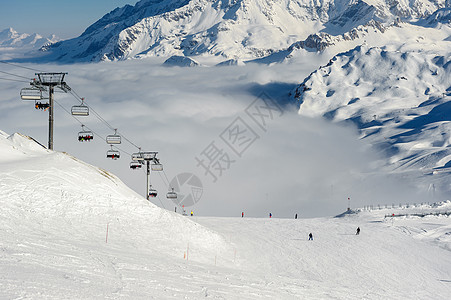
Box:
[356,227,360,235]
[308,233,313,241]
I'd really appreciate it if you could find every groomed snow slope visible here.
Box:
[1,130,450,298]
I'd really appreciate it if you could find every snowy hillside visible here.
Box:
[1,130,450,298]
[36,0,446,62]
[291,16,451,196]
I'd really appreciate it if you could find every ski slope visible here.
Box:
[0,130,450,299]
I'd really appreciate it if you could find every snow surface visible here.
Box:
[0,133,450,298]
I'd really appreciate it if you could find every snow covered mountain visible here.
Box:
[38,0,446,62]
[1,129,450,298]
[291,21,451,196]
[0,27,58,49]
[0,28,59,60]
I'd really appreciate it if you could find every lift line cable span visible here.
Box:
[0,60,47,73]
[68,88,142,151]
[0,77,30,83]
[5,61,143,154]
[0,70,33,81]
[13,66,171,202]
[55,99,133,157]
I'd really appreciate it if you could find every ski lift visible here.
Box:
[34,102,50,110]
[151,162,163,171]
[149,186,158,197]
[106,129,121,144]
[106,146,120,160]
[166,188,177,200]
[131,152,144,161]
[20,87,43,100]
[130,161,142,169]
[71,98,89,116]
[78,125,93,142]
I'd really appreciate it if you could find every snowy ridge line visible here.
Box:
[31,0,447,62]
[16,133,47,150]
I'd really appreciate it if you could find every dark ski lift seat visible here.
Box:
[34,102,50,110]
[149,186,158,198]
[166,188,177,200]
[20,87,43,100]
[106,129,121,144]
[130,161,142,169]
[107,146,120,160]
[71,98,89,116]
[78,125,93,142]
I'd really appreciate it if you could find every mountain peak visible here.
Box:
[28,0,449,62]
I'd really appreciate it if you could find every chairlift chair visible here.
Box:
[151,162,163,171]
[20,87,43,100]
[34,102,50,110]
[131,152,144,161]
[130,161,142,169]
[106,146,120,160]
[106,129,121,144]
[71,98,89,116]
[166,188,177,200]
[149,186,158,198]
[78,125,93,142]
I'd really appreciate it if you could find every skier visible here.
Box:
[308,233,313,241]
[356,227,360,235]
[241,212,244,218]
[269,213,272,218]
[295,213,297,219]
[190,211,193,216]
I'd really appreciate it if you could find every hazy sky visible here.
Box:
[0,1,139,39]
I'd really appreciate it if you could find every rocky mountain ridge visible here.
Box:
[37,0,446,62]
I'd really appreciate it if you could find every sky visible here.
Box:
[0,0,139,39]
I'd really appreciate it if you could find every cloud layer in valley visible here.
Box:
[0,58,437,217]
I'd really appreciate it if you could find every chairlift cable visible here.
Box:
[69,89,115,130]
[156,194,166,209]
[115,130,141,150]
[54,99,103,139]
[162,170,172,186]
[55,99,134,157]
[69,88,141,150]
[0,77,29,83]
[0,70,33,80]
[0,60,46,72]
[158,171,170,189]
